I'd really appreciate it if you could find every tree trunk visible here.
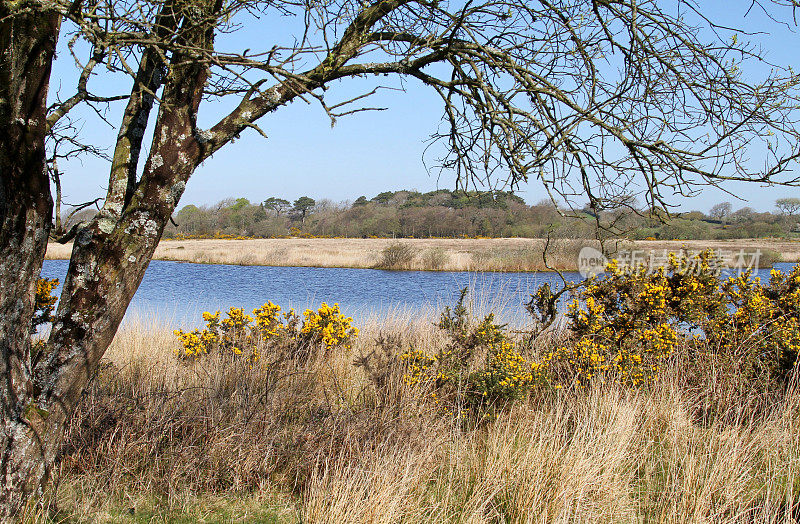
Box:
[0,5,60,516]
[0,0,211,515]
[0,2,213,516]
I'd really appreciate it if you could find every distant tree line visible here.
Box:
[151,192,800,240]
[163,190,600,239]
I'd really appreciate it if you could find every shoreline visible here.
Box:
[45,237,800,272]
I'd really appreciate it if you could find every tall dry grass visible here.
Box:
[25,306,799,523]
[45,237,800,272]
[303,388,799,523]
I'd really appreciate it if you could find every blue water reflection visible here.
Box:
[40,260,797,327]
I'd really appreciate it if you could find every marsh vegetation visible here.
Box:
[45,237,798,272]
[27,255,800,522]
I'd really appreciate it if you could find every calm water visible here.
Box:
[40,260,798,327]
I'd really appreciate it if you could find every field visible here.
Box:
[31,243,800,523]
[45,237,800,271]
[28,308,799,523]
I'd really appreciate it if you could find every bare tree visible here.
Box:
[776,197,800,216]
[2,0,800,516]
[709,201,734,223]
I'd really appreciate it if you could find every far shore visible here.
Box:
[45,237,800,272]
[46,238,800,271]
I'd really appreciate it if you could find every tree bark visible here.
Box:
[0,0,212,515]
[34,52,210,449]
[0,1,215,516]
[0,4,60,516]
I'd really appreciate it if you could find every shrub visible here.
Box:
[33,277,59,332]
[399,289,544,414]
[174,301,357,363]
[31,277,60,363]
[378,242,416,269]
[301,302,359,351]
[546,251,800,388]
[421,247,449,270]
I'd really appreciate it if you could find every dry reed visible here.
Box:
[25,307,799,523]
[45,237,800,272]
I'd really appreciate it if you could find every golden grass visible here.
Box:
[302,389,799,524]
[30,312,800,523]
[45,237,800,272]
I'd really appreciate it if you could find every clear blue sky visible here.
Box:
[49,0,800,214]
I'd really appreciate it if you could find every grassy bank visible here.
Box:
[28,308,800,523]
[45,237,800,271]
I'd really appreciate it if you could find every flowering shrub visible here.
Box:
[399,349,437,387]
[549,251,800,387]
[33,278,59,332]
[546,260,683,387]
[713,267,800,381]
[400,289,544,412]
[470,339,543,402]
[174,301,357,362]
[28,277,61,364]
[301,303,359,351]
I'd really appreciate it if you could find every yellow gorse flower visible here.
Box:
[174,300,358,362]
[32,277,60,330]
[301,302,358,351]
[555,250,800,388]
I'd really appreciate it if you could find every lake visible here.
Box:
[40,260,798,327]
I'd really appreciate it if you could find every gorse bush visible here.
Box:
[399,289,544,414]
[546,259,686,387]
[31,278,60,364]
[33,278,59,332]
[548,250,800,388]
[716,267,800,380]
[174,301,357,363]
[397,251,800,415]
[301,302,360,351]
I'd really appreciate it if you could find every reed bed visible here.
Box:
[45,237,800,272]
[27,308,800,523]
